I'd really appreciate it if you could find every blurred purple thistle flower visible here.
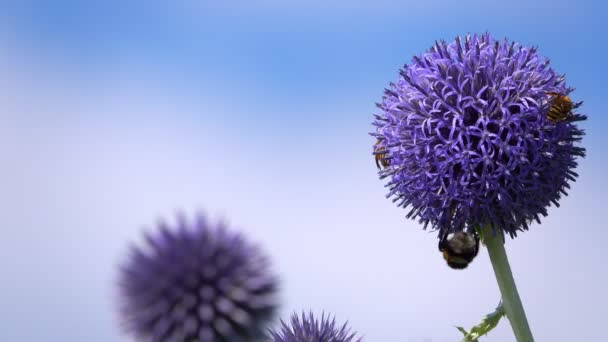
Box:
[117,213,278,342]
[269,311,362,342]
[372,33,586,237]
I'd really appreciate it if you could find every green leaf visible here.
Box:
[456,301,505,342]
[456,326,477,342]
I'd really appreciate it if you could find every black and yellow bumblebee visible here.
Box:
[438,230,480,269]
[546,92,574,123]
[373,139,390,169]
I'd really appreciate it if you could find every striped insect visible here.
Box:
[438,230,480,270]
[546,92,574,123]
[373,139,390,169]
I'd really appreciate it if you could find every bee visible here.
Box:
[438,230,480,269]
[374,139,390,169]
[546,92,574,123]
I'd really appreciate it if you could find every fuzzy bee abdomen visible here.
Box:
[547,93,574,123]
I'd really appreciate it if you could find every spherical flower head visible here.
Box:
[372,33,586,237]
[117,214,278,342]
[269,311,362,342]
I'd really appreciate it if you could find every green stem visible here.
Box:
[481,224,534,342]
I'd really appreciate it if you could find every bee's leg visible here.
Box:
[438,231,448,251]
[472,229,480,257]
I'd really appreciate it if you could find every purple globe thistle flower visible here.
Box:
[117,214,278,342]
[269,311,362,342]
[372,33,586,237]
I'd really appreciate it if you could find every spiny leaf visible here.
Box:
[456,301,505,342]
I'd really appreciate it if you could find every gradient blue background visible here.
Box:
[1,1,607,341]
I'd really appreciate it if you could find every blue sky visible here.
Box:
[1,1,607,341]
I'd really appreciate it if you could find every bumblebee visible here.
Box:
[546,92,574,123]
[438,230,480,269]
[374,139,390,169]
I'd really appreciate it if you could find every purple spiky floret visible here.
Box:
[269,312,362,342]
[372,33,586,237]
[117,214,278,342]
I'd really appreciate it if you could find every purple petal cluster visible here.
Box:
[117,214,278,342]
[372,33,586,237]
[269,311,362,342]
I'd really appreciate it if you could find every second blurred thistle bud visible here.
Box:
[117,213,278,342]
[269,311,362,342]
